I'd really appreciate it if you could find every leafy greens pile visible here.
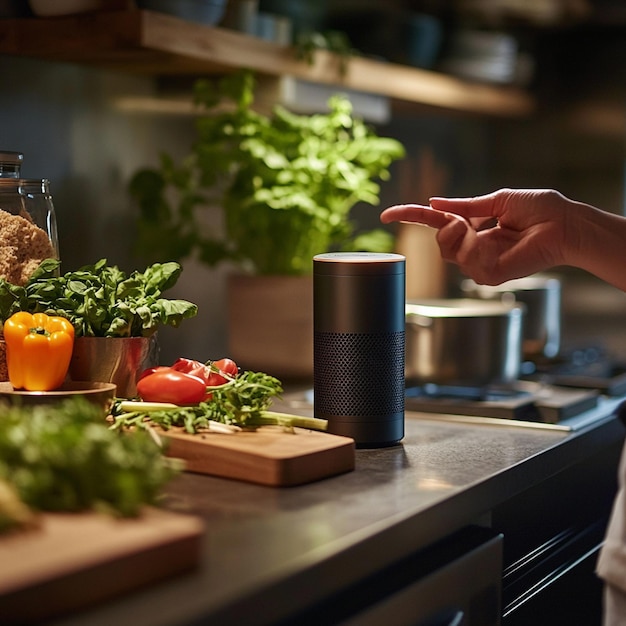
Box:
[0,397,180,524]
[112,370,327,434]
[0,258,197,337]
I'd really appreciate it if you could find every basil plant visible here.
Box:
[129,71,405,276]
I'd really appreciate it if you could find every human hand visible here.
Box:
[380,188,576,285]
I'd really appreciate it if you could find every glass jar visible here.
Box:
[0,177,59,259]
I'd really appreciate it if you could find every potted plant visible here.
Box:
[129,71,405,378]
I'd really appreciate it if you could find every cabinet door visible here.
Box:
[339,526,502,626]
[285,526,502,626]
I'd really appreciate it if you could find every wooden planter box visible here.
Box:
[227,274,313,381]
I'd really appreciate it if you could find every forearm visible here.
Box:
[566,202,626,292]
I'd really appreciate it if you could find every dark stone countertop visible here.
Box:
[57,396,626,626]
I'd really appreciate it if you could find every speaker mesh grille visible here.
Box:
[314,331,405,416]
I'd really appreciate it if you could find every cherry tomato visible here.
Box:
[171,357,211,382]
[206,358,238,386]
[171,357,198,373]
[136,369,207,405]
[215,358,238,377]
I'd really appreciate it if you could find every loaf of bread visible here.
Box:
[0,208,55,286]
[0,208,55,381]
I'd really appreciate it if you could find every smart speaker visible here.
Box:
[313,252,406,447]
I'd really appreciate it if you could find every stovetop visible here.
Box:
[404,345,626,431]
[521,346,626,397]
[404,381,599,424]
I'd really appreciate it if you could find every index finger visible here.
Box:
[380,204,456,229]
[429,190,505,220]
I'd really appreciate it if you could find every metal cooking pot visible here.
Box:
[405,299,524,386]
[462,274,561,360]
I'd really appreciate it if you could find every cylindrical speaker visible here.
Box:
[313,252,406,447]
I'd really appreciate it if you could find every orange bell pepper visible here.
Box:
[3,311,75,391]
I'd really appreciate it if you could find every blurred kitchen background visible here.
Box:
[0,0,624,364]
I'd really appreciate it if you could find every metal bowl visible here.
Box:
[69,335,159,399]
[405,298,524,386]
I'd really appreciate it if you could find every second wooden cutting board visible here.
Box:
[160,426,355,487]
[0,507,203,623]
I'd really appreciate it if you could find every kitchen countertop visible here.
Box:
[56,396,626,626]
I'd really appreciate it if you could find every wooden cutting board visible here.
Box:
[160,426,355,486]
[0,507,204,623]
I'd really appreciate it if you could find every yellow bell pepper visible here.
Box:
[3,312,75,391]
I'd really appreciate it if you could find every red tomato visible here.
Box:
[136,369,207,405]
[206,358,238,386]
[137,365,170,382]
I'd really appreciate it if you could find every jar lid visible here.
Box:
[0,151,24,164]
[0,151,24,178]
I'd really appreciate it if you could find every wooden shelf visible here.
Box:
[0,9,535,117]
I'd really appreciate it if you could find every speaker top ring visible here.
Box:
[314,252,405,276]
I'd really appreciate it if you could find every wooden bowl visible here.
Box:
[0,381,117,413]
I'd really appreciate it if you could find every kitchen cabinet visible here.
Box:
[0,9,534,117]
